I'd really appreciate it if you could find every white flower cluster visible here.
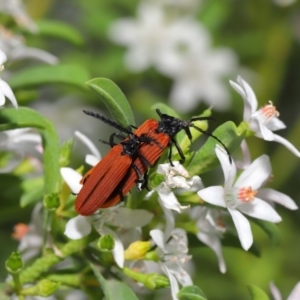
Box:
[59,76,299,299]
[108,1,237,112]
[0,0,59,109]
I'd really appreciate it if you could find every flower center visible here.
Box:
[238,186,257,202]
[261,101,280,120]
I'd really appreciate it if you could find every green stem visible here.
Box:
[12,273,22,294]
[11,233,97,286]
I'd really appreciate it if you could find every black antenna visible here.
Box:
[83,110,132,135]
[191,124,232,163]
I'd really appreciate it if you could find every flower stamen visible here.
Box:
[238,186,257,202]
[261,100,280,119]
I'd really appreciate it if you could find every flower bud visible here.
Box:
[124,241,152,260]
[43,193,60,211]
[149,173,165,189]
[97,234,115,252]
[5,252,23,274]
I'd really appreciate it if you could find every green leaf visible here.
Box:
[151,102,180,118]
[247,284,270,300]
[86,78,135,127]
[89,263,138,300]
[0,107,60,195]
[187,121,246,175]
[37,19,84,46]
[106,280,138,300]
[251,219,281,246]
[20,177,44,207]
[8,64,90,90]
[188,232,261,257]
[177,285,207,300]
[222,232,261,257]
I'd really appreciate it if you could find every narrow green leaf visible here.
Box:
[177,285,207,300]
[86,78,135,127]
[247,284,270,300]
[37,20,84,46]
[89,263,138,300]
[187,121,246,175]
[251,219,281,246]
[0,107,60,195]
[8,65,90,90]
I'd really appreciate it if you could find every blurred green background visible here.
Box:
[1,0,300,299]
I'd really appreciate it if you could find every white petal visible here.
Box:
[236,76,258,112]
[186,176,204,191]
[256,121,275,141]
[0,79,18,108]
[165,261,193,286]
[266,117,286,131]
[258,188,298,210]
[287,282,300,300]
[60,167,83,194]
[272,134,300,158]
[75,131,101,159]
[64,216,92,240]
[198,186,226,208]
[230,76,258,121]
[236,139,252,169]
[0,49,7,64]
[108,19,138,45]
[269,282,282,300]
[196,232,226,273]
[158,198,175,241]
[105,207,153,228]
[102,226,124,268]
[160,264,180,300]
[150,229,165,251]
[157,184,190,213]
[215,145,236,188]
[228,208,253,250]
[85,154,100,167]
[10,47,59,65]
[238,198,282,223]
[235,155,271,190]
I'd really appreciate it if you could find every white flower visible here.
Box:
[190,206,227,273]
[270,281,300,300]
[169,48,236,112]
[150,228,193,300]
[109,2,170,72]
[198,145,282,250]
[0,128,42,172]
[0,48,18,108]
[230,76,300,158]
[63,202,153,268]
[109,2,236,112]
[0,27,58,64]
[154,161,202,213]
